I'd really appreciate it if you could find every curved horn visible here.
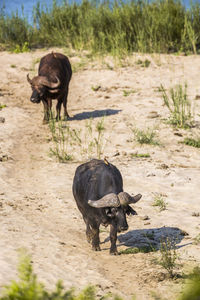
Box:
[88,193,120,208]
[38,76,60,89]
[27,73,32,84]
[118,192,142,206]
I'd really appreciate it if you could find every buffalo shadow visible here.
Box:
[102,226,191,252]
[69,109,122,121]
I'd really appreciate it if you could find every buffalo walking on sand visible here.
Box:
[72,159,142,255]
[27,52,72,123]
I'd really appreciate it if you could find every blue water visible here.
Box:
[1,0,200,24]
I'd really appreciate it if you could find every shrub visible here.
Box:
[131,127,160,145]
[178,267,200,300]
[158,237,178,278]
[0,251,97,300]
[152,194,168,211]
[160,83,194,128]
[1,0,200,55]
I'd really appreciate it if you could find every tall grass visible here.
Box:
[161,83,194,128]
[1,0,200,54]
[48,116,106,162]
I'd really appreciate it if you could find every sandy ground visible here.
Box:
[0,49,200,299]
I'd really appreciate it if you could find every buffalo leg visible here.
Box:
[83,216,100,251]
[110,223,118,255]
[91,224,101,251]
[83,217,93,244]
[63,89,70,119]
[42,99,52,124]
[56,100,62,121]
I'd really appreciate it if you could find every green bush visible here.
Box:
[1,0,200,55]
[0,251,96,300]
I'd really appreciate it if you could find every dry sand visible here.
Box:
[0,49,200,299]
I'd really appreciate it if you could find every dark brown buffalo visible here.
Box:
[27,52,72,123]
[72,159,142,255]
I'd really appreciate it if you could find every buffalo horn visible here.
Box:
[88,193,120,208]
[118,192,142,206]
[39,76,60,89]
[27,73,32,84]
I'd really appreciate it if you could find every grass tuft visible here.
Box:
[0,104,6,110]
[183,137,200,148]
[160,83,194,128]
[152,194,168,211]
[119,245,154,255]
[131,127,160,145]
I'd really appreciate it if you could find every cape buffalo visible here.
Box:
[72,159,142,255]
[27,52,72,123]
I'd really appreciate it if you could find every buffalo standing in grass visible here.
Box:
[27,52,72,123]
[72,159,142,255]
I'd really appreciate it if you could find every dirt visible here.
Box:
[0,49,200,299]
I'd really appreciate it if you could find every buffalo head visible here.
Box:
[27,74,60,103]
[88,192,142,233]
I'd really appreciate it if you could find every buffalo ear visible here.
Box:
[125,205,137,216]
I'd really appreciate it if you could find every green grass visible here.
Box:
[119,245,154,255]
[178,267,200,300]
[183,137,200,148]
[193,233,200,245]
[0,250,97,300]
[1,251,200,299]
[132,127,160,145]
[0,104,6,110]
[130,153,150,158]
[48,117,74,163]
[160,83,194,128]
[152,194,168,211]
[123,89,135,97]
[136,59,151,67]
[1,0,200,55]
[48,116,106,162]
[158,237,178,278]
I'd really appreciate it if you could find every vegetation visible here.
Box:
[0,251,97,300]
[1,0,200,55]
[131,127,160,145]
[1,252,200,299]
[49,117,74,163]
[160,84,194,128]
[119,245,154,255]
[130,153,150,158]
[158,237,178,278]
[0,103,6,110]
[193,233,200,245]
[123,89,135,97]
[136,59,151,67]
[183,136,200,148]
[152,194,168,211]
[48,116,106,162]
[178,267,200,300]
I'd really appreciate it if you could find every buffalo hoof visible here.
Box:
[43,119,49,125]
[92,245,101,251]
[63,114,71,121]
[110,250,119,255]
